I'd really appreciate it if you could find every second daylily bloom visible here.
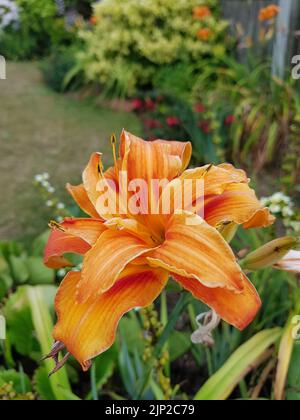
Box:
[274,250,300,274]
[44,130,275,371]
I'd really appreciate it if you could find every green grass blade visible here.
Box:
[194,328,282,400]
[26,286,71,400]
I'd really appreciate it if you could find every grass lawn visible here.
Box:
[0,62,142,241]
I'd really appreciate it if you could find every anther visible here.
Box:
[97,156,105,179]
[48,220,66,232]
[110,133,118,174]
[202,163,213,177]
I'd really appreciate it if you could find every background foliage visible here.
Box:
[0,0,299,401]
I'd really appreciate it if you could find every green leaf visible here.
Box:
[0,273,13,300]
[34,367,56,401]
[3,286,37,357]
[119,315,144,354]
[136,292,191,399]
[25,256,55,285]
[169,331,191,362]
[31,231,50,257]
[274,315,296,400]
[194,328,282,400]
[85,345,118,400]
[9,255,29,284]
[0,369,31,394]
[286,341,300,400]
[26,286,72,400]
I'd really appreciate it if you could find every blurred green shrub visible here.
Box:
[191,57,300,174]
[77,0,229,97]
[0,231,54,300]
[0,0,74,60]
[41,46,84,92]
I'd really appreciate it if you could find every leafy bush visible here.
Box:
[41,46,84,92]
[0,0,74,59]
[191,57,300,173]
[0,232,54,300]
[77,0,228,97]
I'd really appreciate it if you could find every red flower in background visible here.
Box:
[224,115,235,126]
[144,119,160,129]
[131,98,143,111]
[194,103,206,113]
[145,98,156,111]
[199,120,211,134]
[166,117,181,127]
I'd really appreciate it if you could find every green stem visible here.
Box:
[90,362,98,401]
[136,292,191,399]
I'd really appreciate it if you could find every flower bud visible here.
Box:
[241,236,298,271]
[274,250,300,273]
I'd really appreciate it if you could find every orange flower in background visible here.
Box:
[193,5,211,20]
[89,15,98,25]
[197,28,212,41]
[259,5,280,22]
[44,130,275,372]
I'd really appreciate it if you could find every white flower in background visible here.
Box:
[46,200,54,207]
[34,174,44,183]
[261,192,299,235]
[0,0,20,31]
[274,250,300,274]
[47,186,55,194]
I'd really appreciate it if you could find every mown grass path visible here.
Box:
[0,62,141,240]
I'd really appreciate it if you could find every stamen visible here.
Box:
[48,352,71,377]
[202,163,213,177]
[43,341,71,377]
[97,156,105,179]
[191,310,220,347]
[110,133,119,176]
[48,220,66,232]
[42,341,65,362]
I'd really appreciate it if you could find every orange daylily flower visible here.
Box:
[193,6,211,20]
[44,130,274,371]
[259,5,280,22]
[197,28,212,41]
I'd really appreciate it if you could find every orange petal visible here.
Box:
[53,268,168,370]
[44,218,106,269]
[104,217,156,246]
[66,183,100,219]
[82,152,102,208]
[174,273,261,330]
[181,163,248,195]
[158,163,248,224]
[78,230,155,301]
[204,183,275,228]
[120,130,191,182]
[58,218,106,245]
[147,213,244,292]
[155,138,192,173]
[44,231,89,269]
[82,152,123,220]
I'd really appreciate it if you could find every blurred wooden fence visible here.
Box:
[220,0,300,77]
